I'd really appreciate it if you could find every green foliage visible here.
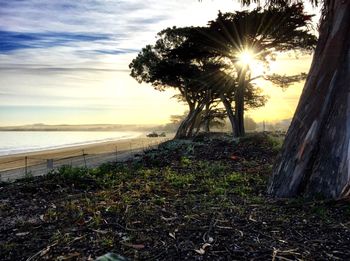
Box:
[165,168,195,188]
[54,165,89,181]
[266,134,284,152]
[226,172,246,184]
[23,171,34,181]
[180,156,192,167]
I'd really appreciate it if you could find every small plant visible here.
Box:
[56,165,89,181]
[311,206,329,220]
[180,156,192,167]
[206,162,228,176]
[152,196,166,205]
[226,172,246,184]
[45,208,58,221]
[266,134,284,152]
[232,185,253,197]
[211,186,226,196]
[100,235,115,248]
[164,168,195,188]
[23,171,34,181]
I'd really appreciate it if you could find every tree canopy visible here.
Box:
[129,3,316,138]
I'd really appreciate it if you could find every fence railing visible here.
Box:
[0,137,170,182]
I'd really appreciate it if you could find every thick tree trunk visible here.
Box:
[204,102,210,133]
[235,70,246,137]
[174,118,189,139]
[269,0,350,199]
[187,103,205,137]
[175,104,195,139]
[175,103,204,139]
[221,94,237,136]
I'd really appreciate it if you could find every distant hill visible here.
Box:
[0,124,158,132]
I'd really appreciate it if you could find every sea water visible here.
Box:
[0,131,141,156]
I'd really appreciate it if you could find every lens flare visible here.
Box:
[237,49,255,67]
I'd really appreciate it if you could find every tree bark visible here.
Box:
[221,94,237,137]
[204,90,212,133]
[175,104,195,139]
[234,69,246,137]
[269,0,350,199]
[174,102,205,139]
[187,103,205,137]
[204,101,210,133]
[174,117,189,139]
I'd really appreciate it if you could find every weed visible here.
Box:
[1,243,16,251]
[56,165,89,181]
[266,134,284,152]
[23,171,34,181]
[152,196,166,205]
[165,168,195,188]
[232,185,253,197]
[180,156,192,167]
[226,172,246,184]
[100,235,115,248]
[311,206,329,220]
[45,208,58,221]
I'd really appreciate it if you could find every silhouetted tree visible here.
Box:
[205,69,266,136]
[130,5,315,140]
[129,27,220,139]
[200,3,317,137]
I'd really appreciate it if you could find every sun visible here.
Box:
[237,49,256,68]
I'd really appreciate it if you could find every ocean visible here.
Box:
[0,131,141,156]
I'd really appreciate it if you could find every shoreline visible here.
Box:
[0,135,171,180]
[0,133,143,158]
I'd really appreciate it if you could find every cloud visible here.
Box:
[0,66,129,72]
[0,0,188,74]
[0,30,113,53]
[94,49,139,55]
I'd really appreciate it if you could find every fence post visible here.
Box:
[115,146,118,162]
[47,159,54,170]
[129,142,132,152]
[82,150,87,168]
[25,156,28,176]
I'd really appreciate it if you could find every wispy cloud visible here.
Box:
[0,0,180,68]
[0,31,113,52]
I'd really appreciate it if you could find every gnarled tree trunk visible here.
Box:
[234,69,246,137]
[175,104,195,139]
[174,102,205,139]
[269,0,350,199]
[204,101,210,133]
[221,94,237,137]
[187,103,205,137]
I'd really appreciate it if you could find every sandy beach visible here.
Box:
[0,135,170,181]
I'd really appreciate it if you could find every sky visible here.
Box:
[0,0,320,126]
